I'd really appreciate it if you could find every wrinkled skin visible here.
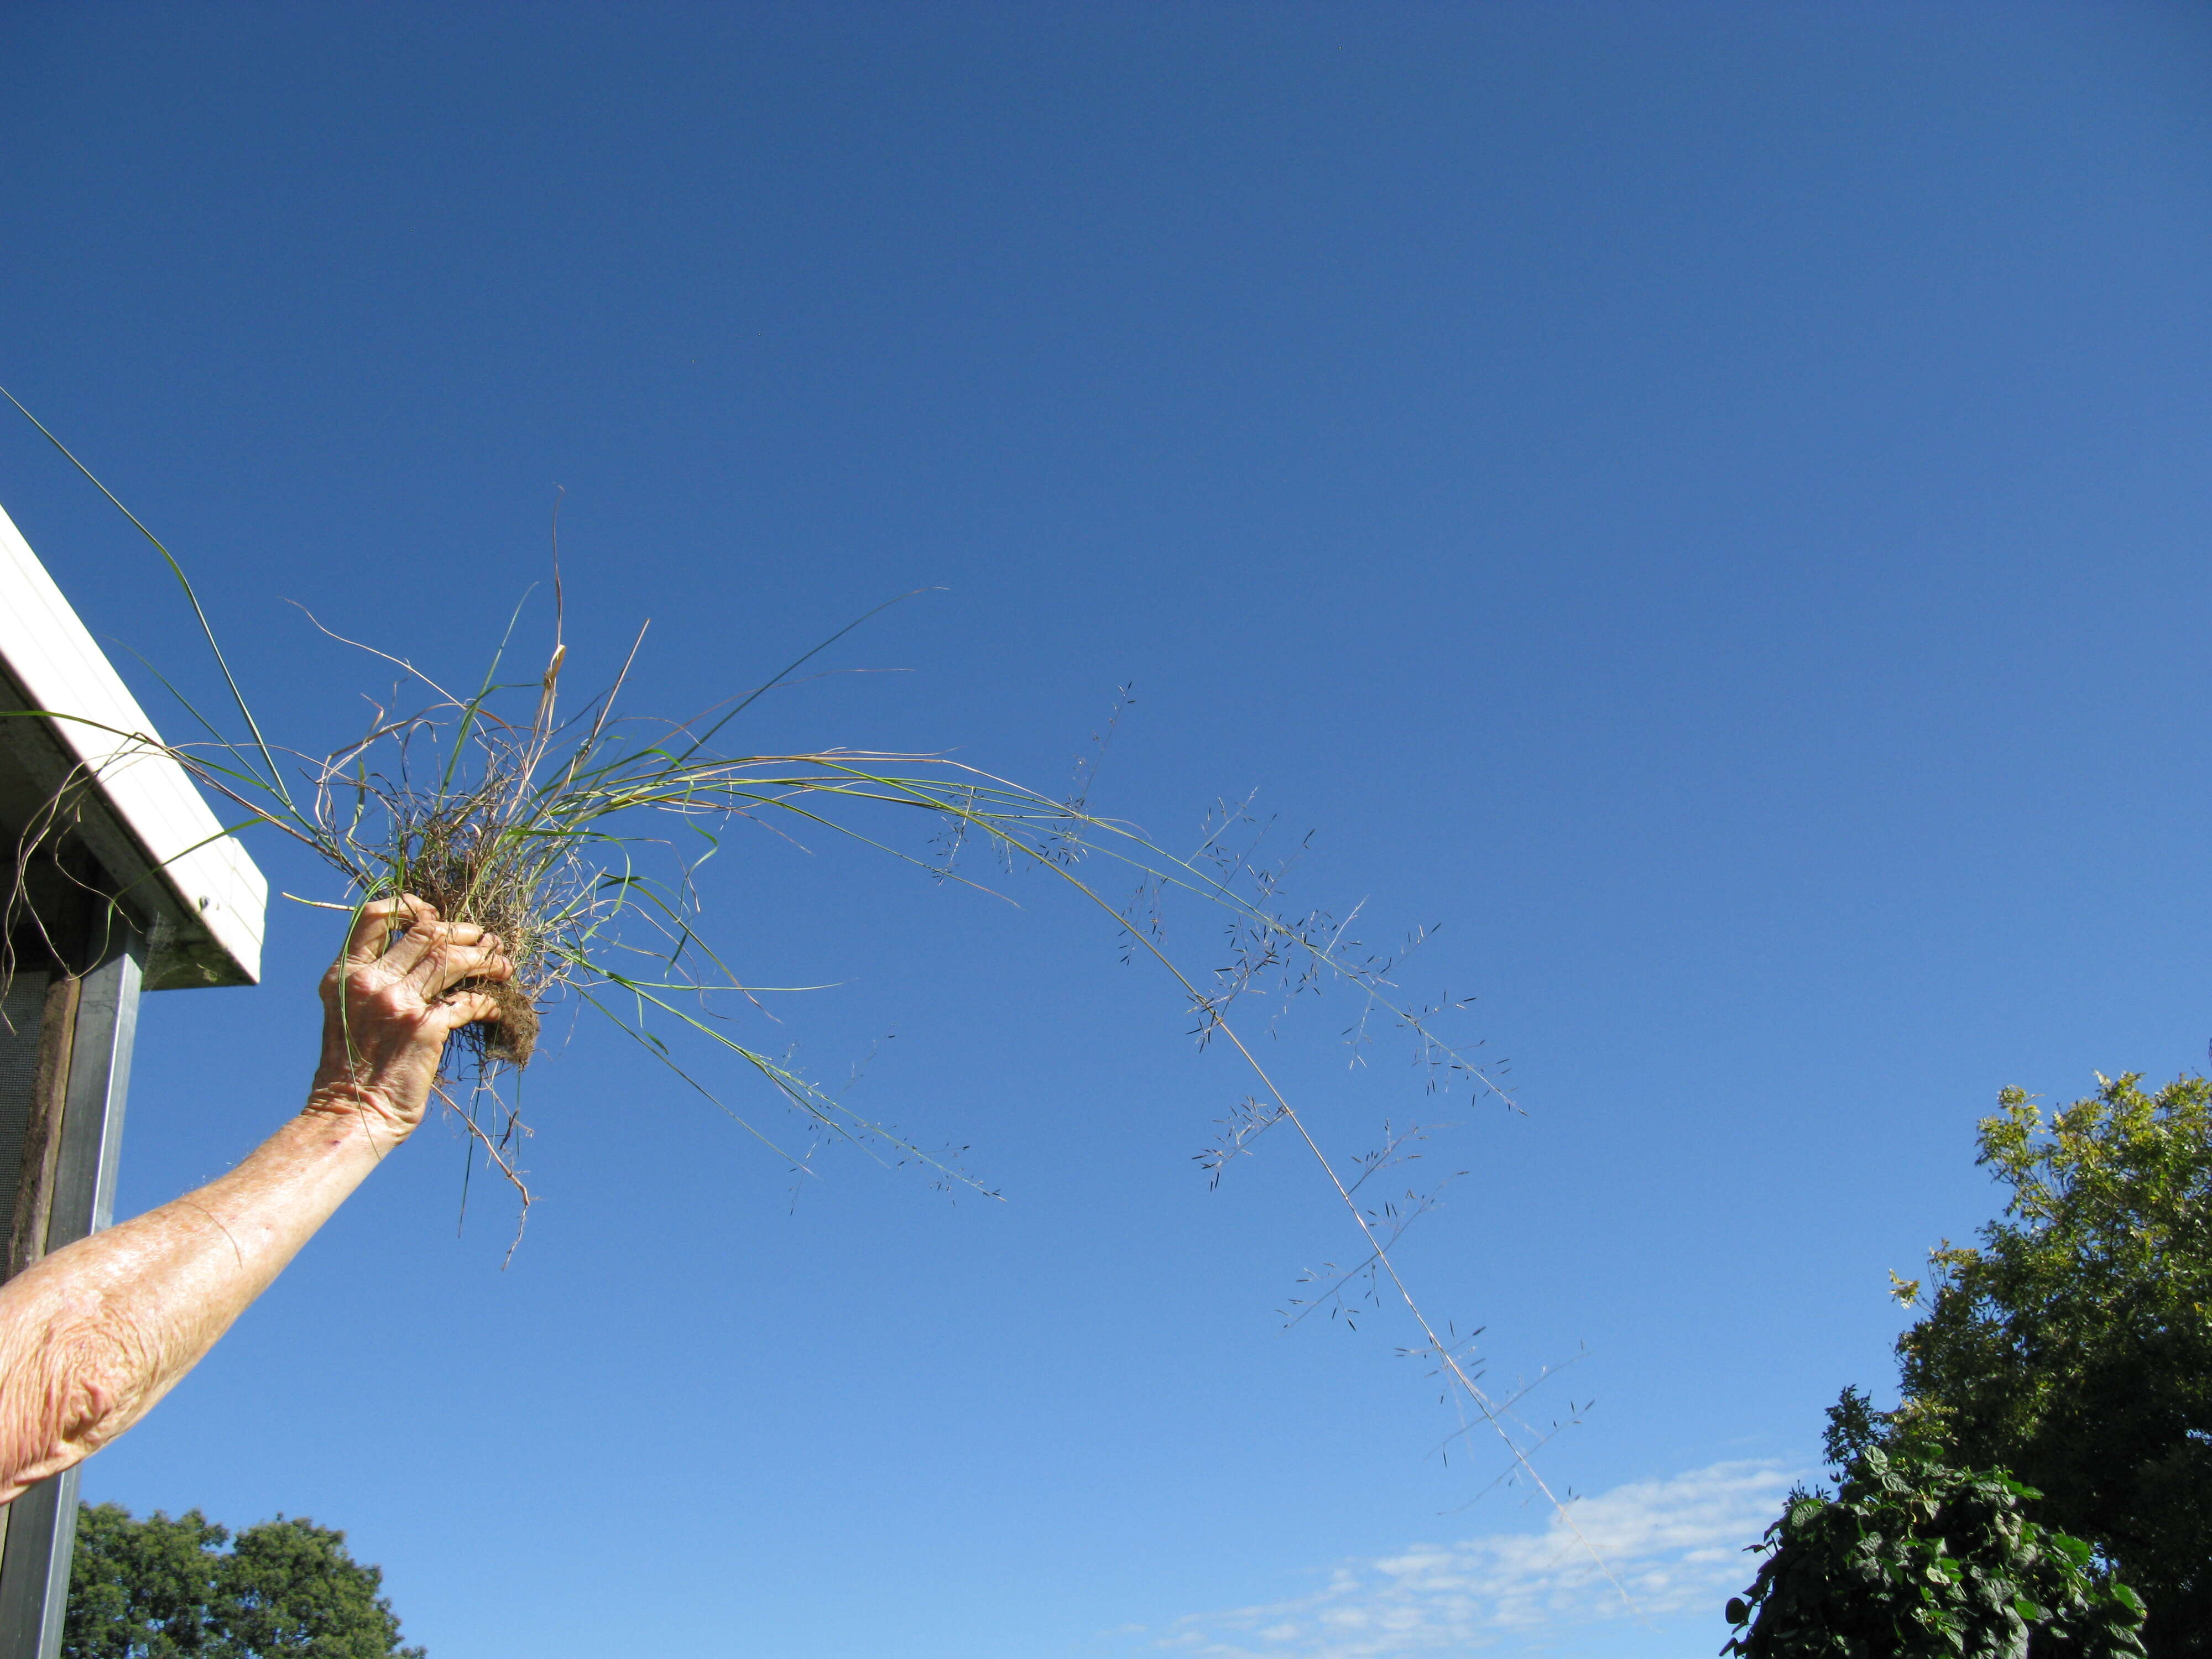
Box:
[309,894,510,1144]
[0,897,510,1500]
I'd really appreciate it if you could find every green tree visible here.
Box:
[65,1503,425,1659]
[1888,1073,2212,1655]
[1721,1444,2146,1657]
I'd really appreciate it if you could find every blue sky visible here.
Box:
[6,4,2212,1654]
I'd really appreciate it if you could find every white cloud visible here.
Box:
[1151,1460,1800,1659]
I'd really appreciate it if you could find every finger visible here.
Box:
[412,942,515,997]
[400,921,492,971]
[343,895,436,964]
[377,902,460,974]
[430,991,504,1035]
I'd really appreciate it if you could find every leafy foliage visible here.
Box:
[65,1503,424,1659]
[1823,1384,1887,1471]
[1890,1073,2212,1653]
[1721,1447,2146,1658]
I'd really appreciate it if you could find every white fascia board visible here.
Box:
[0,499,267,987]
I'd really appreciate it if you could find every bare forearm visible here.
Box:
[0,897,508,1499]
[0,1107,385,1499]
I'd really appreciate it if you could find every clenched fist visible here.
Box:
[306,895,514,1146]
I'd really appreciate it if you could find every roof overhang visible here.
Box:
[0,499,267,989]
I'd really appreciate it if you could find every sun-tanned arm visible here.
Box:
[0,896,509,1503]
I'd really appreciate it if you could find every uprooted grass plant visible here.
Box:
[1,388,1632,1614]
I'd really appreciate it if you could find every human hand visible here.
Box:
[305,895,513,1145]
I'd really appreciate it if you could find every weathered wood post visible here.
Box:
[0,500,266,1658]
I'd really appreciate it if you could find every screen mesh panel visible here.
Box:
[0,972,52,1253]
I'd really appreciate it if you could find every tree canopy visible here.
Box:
[1888,1073,2212,1655]
[65,1503,424,1659]
[1721,1443,2146,1658]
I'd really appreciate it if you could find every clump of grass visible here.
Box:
[373,769,550,1067]
[267,583,1038,1196]
[303,628,591,1074]
[3,389,1630,1615]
